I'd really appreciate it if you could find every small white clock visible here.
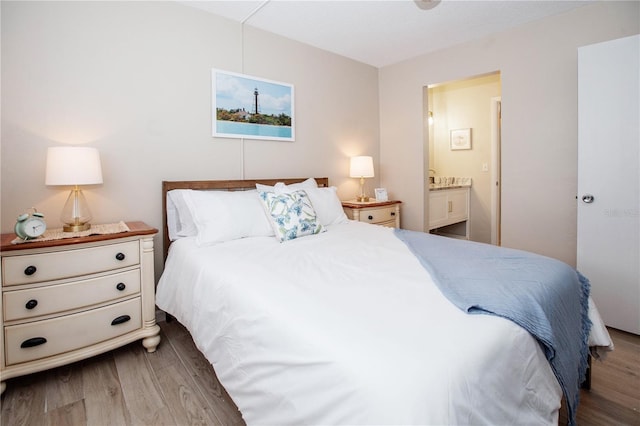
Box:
[15,209,47,240]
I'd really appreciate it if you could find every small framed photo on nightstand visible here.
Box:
[374,188,388,201]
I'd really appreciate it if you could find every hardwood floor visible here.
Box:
[559,327,640,426]
[1,319,244,426]
[2,320,638,425]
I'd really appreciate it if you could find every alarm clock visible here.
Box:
[15,209,47,240]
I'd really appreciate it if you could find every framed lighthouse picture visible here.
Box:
[212,69,295,141]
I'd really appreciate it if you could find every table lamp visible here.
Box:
[350,156,374,202]
[45,146,103,232]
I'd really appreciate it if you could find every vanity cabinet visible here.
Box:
[429,188,469,239]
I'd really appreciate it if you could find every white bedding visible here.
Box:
[156,221,611,425]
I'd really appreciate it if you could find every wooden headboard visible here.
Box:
[162,177,329,260]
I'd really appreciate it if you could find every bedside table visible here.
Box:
[0,221,161,395]
[342,200,401,228]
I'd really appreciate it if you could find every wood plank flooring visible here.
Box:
[2,319,638,425]
[559,327,640,426]
[1,319,244,426]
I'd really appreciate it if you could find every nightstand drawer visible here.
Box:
[2,241,140,286]
[357,206,398,224]
[3,269,141,321]
[4,297,142,365]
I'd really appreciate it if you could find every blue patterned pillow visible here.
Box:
[258,190,325,242]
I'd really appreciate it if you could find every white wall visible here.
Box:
[379,1,639,266]
[0,1,379,275]
[4,1,638,272]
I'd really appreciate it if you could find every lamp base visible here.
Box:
[357,177,370,202]
[60,188,93,233]
[63,222,91,232]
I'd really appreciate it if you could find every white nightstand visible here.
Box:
[342,200,401,228]
[0,221,160,395]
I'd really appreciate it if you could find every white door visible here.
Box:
[577,34,640,335]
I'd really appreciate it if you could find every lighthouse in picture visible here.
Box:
[253,87,260,114]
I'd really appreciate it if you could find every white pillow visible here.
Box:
[255,178,318,194]
[183,190,274,245]
[304,187,349,226]
[167,195,180,241]
[167,190,198,241]
[258,189,325,242]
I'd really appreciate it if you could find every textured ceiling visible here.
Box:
[179,0,593,67]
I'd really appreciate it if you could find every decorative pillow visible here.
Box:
[258,190,325,242]
[167,190,198,240]
[304,187,349,226]
[183,190,274,245]
[255,178,318,194]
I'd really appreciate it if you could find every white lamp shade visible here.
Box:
[46,147,103,186]
[349,156,375,178]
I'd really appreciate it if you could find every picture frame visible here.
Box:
[212,69,295,141]
[450,128,471,150]
[374,188,388,202]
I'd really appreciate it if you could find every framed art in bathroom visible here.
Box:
[450,128,471,150]
[212,69,295,141]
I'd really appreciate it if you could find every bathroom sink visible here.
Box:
[429,177,472,190]
[429,183,462,190]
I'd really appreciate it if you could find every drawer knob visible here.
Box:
[391,212,396,216]
[115,252,126,261]
[24,265,37,276]
[368,215,374,220]
[25,299,38,310]
[116,282,126,291]
[21,337,47,348]
[111,315,131,326]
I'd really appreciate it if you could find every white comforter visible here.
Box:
[156,221,610,425]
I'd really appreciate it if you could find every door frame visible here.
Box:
[490,97,502,245]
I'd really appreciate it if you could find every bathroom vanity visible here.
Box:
[428,178,470,239]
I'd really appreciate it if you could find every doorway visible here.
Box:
[426,72,501,245]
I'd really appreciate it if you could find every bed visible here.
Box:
[156,177,613,426]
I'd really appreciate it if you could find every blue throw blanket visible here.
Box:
[394,229,591,426]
